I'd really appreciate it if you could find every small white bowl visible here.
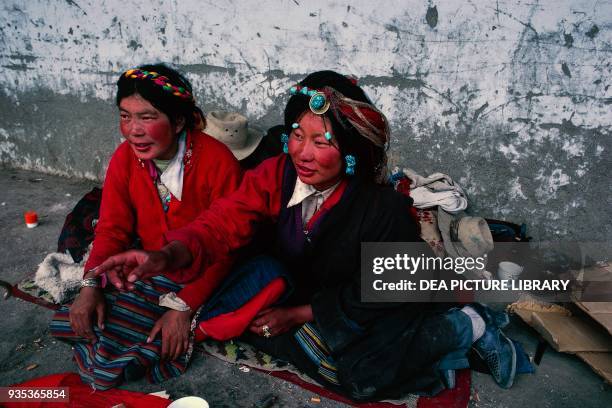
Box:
[168,396,210,408]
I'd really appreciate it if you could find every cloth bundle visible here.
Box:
[397,167,468,214]
[391,167,494,279]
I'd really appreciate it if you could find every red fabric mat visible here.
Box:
[254,368,471,408]
[417,370,471,408]
[4,373,170,408]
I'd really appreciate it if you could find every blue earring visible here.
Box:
[292,123,299,129]
[280,133,289,154]
[345,155,356,175]
[324,131,332,141]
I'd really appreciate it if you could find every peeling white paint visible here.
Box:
[536,168,572,200]
[5,153,98,180]
[498,144,521,164]
[570,198,585,208]
[561,139,585,157]
[509,177,528,200]
[1,1,609,127]
[596,145,604,156]
[0,140,18,160]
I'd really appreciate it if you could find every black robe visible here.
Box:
[244,159,467,400]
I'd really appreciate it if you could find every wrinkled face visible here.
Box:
[288,111,343,190]
[119,94,184,160]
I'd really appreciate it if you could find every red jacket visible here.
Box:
[165,155,288,279]
[86,129,241,309]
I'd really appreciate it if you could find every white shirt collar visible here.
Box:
[287,177,340,208]
[159,131,186,201]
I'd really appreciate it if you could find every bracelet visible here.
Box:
[80,277,101,289]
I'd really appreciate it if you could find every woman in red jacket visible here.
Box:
[97,71,518,399]
[49,64,287,390]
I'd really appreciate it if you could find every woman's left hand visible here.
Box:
[249,306,312,338]
[148,309,191,362]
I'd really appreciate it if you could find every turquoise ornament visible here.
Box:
[310,94,326,110]
[290,86,297,95]
[280,133,289,154]
[325,131,332,141]
[292,123,299,129]
[309,91,330,114]
[345,155,356,175]
[162,194,171,212]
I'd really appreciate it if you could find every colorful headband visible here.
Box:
[288,84,389,149]
[123,69,194,101]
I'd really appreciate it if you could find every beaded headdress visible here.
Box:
[289,84,389,149]
[123,68,194,102]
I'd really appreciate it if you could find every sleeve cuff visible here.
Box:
[163,228,206,283]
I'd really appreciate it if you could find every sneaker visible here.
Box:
[472,326,517,389]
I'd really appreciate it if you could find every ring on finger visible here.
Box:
[262,324,272,338]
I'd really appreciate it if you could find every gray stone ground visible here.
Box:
[0,167,610,407]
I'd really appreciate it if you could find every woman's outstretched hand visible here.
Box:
[94,249,170,291]
[94,241,193,291]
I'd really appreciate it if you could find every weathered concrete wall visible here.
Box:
[1,0,610,242]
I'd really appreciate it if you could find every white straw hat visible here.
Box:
[204,111,264,160]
